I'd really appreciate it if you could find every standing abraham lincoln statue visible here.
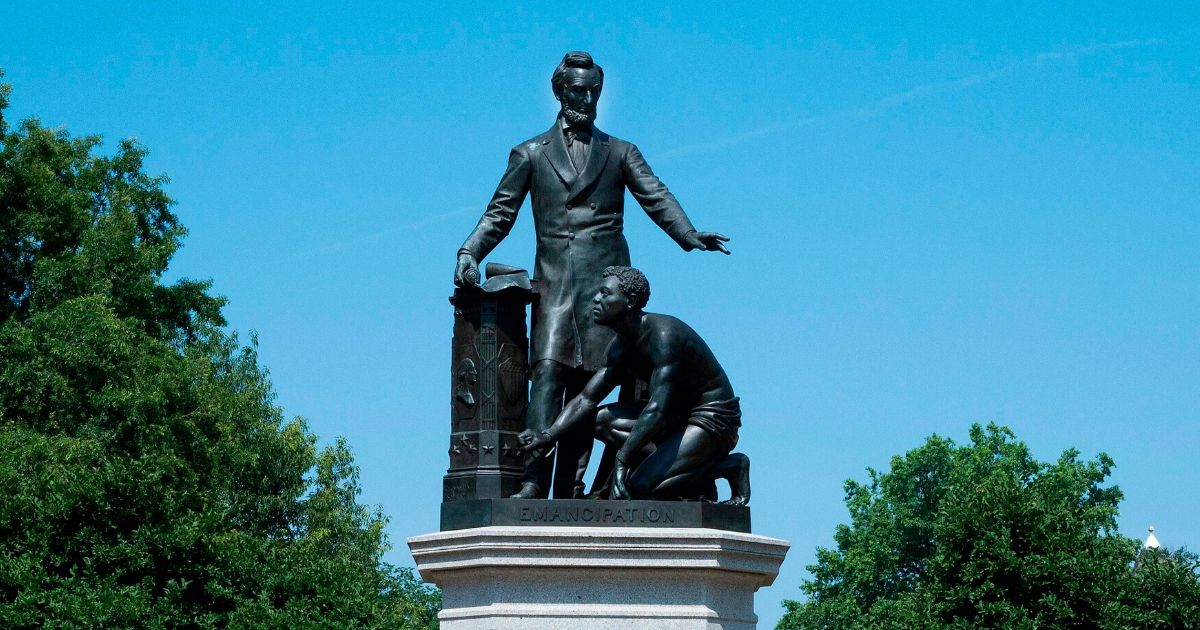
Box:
[454,51,730,499]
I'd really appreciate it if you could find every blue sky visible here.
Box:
[5,3,1198,625]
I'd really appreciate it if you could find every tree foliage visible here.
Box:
[779,423,1200,629]
[0,70,439,628]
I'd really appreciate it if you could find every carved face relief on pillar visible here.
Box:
[455,358,478,409]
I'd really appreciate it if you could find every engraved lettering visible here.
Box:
[512,503,691,525]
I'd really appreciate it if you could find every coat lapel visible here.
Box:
[541,124,576,190]
[567,129,611,201]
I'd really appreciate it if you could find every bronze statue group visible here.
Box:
[455,52,749,505]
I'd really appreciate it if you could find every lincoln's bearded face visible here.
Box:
[562,104,593,126]
[557,67,602,127]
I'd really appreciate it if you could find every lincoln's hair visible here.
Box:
[551,51,604,98]
[602,266,650,310]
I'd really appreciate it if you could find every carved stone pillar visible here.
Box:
[443,270,534,502]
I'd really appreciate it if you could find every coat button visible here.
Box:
[590,202,597,209]
[568,232,575,240]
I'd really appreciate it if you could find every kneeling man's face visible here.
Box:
[592,276,629,325]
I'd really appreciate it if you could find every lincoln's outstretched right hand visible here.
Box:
[454,252,480,287]
[683,230,732,255]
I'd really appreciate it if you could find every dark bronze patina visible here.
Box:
[441,498,750,533]
[519,267,751,507]
[454,51,730,500]
[443,264,535,502]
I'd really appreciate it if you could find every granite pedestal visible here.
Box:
[408,525,789,629]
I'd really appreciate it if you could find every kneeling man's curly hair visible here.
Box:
[602,266,650,310]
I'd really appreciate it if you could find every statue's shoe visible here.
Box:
[508,482,543,499]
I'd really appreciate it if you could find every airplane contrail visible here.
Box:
[656,39,1164,161]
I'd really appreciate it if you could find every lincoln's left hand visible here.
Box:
[684,231,731,255]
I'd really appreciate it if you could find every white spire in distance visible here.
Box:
[1144,525,1161,549]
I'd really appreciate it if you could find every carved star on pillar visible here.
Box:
[458,435,477,454]
[482,444,494,454]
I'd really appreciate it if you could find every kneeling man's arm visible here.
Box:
[616,362,678,465]
[543,366,622,441]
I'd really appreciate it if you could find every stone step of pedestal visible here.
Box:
[441,603,754,629]
[409,526,789,629]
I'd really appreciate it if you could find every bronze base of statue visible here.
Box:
[440,498,750,533]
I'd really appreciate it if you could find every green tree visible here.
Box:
[779,423,1200,630]
[1108,547,1200,629]
[0,70,439,628]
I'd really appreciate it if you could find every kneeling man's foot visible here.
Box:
[717,453,751,507]
[509,482,542,499]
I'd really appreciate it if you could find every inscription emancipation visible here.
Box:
[518,504,677,525]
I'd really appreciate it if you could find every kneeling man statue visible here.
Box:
[520,266,750,505]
